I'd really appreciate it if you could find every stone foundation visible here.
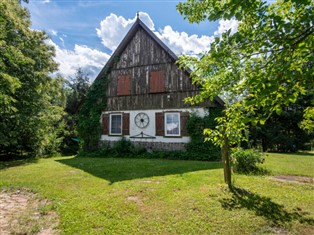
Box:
[100,140,186,151]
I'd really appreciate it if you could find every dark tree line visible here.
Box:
[249,92,314,152]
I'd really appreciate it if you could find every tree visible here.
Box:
[60,68,90,154]
[177,0,313,186]
[77,77,108,151]
[0,0,64,158]
[249,91,314,152]
[65,68,90,115]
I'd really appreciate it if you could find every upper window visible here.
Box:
[110,114,122,135]
[165,112,180,136]
[150,71,165,93]
[117,75,131,96]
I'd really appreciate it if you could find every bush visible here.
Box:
[112,138,147,156]
[112,137,133,155]
[231,148,265,174]
[185,108,223,161]
[77,138,147,158]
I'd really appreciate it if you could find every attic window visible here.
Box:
[150,70,165,93]
[117,75,131,96]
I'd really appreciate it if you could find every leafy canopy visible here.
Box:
[59,68,91,154]
[77,77,108,151]
[0,0,64,158]
[177,0,314,145]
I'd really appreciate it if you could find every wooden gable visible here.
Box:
[95,18,224,111]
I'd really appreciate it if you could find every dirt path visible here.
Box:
[272,175,314,184]
[0,189,59,235]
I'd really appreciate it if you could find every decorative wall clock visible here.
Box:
[134,112,149,128]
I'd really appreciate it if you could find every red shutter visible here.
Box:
[122,113,130,135]
[102,114,109,135]
[117,75,131,96]
[150,71,165,93]
[180,112,190,136]
[155,112,164,136]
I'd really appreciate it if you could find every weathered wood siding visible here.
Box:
[106,27,216,111]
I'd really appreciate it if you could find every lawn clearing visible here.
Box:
[0,153,313,234]
[263,152,314,177]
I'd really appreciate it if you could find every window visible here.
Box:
[110,114,122,135]
[165,113,180,136]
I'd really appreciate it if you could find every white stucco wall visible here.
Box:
[100,108,208,144]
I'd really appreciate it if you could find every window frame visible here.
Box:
[109,113,123,135]
[164,112,181,137]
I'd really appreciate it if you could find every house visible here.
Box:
[95,15,224,151]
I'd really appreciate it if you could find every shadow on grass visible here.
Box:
[0,157,38,170]
[57,157,222,184]
[220,186,314,226]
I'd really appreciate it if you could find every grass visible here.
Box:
[0,153,313,234]
[262,152,314,177]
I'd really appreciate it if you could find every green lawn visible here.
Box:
[0,153,313,234]
[263,152,314,177]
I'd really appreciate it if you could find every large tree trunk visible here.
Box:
[221,131,232,187]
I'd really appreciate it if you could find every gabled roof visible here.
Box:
[94,16,225,106]
[95,17,178,81]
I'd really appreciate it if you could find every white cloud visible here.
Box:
[49,29,57,36]
[96,12,213,56]
[156,26,214,55]
[58,37,65,47]
[96,12,154,51]
[214,19,239,36]
[46,39,110,80]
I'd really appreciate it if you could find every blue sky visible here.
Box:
[23,0,239,80]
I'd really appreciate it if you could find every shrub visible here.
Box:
[130,144,147,156]
[112,137,133,155]
[231,148,265,174]
[185,108,223,161]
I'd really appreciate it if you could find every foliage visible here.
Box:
[60,68,90,154]
[176,0,313,185]
[231,148,265,174]
[249,92,314,152]
[1,153,314,234]
[185,108,222,160]
[77,77,108,151]
[78,137,219,161]
[0,1,64,158]
[177,0,313,146]
[65,68,90,115]
[111,138,147,156]
[300,106,314,134]
[85,138,147,157]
